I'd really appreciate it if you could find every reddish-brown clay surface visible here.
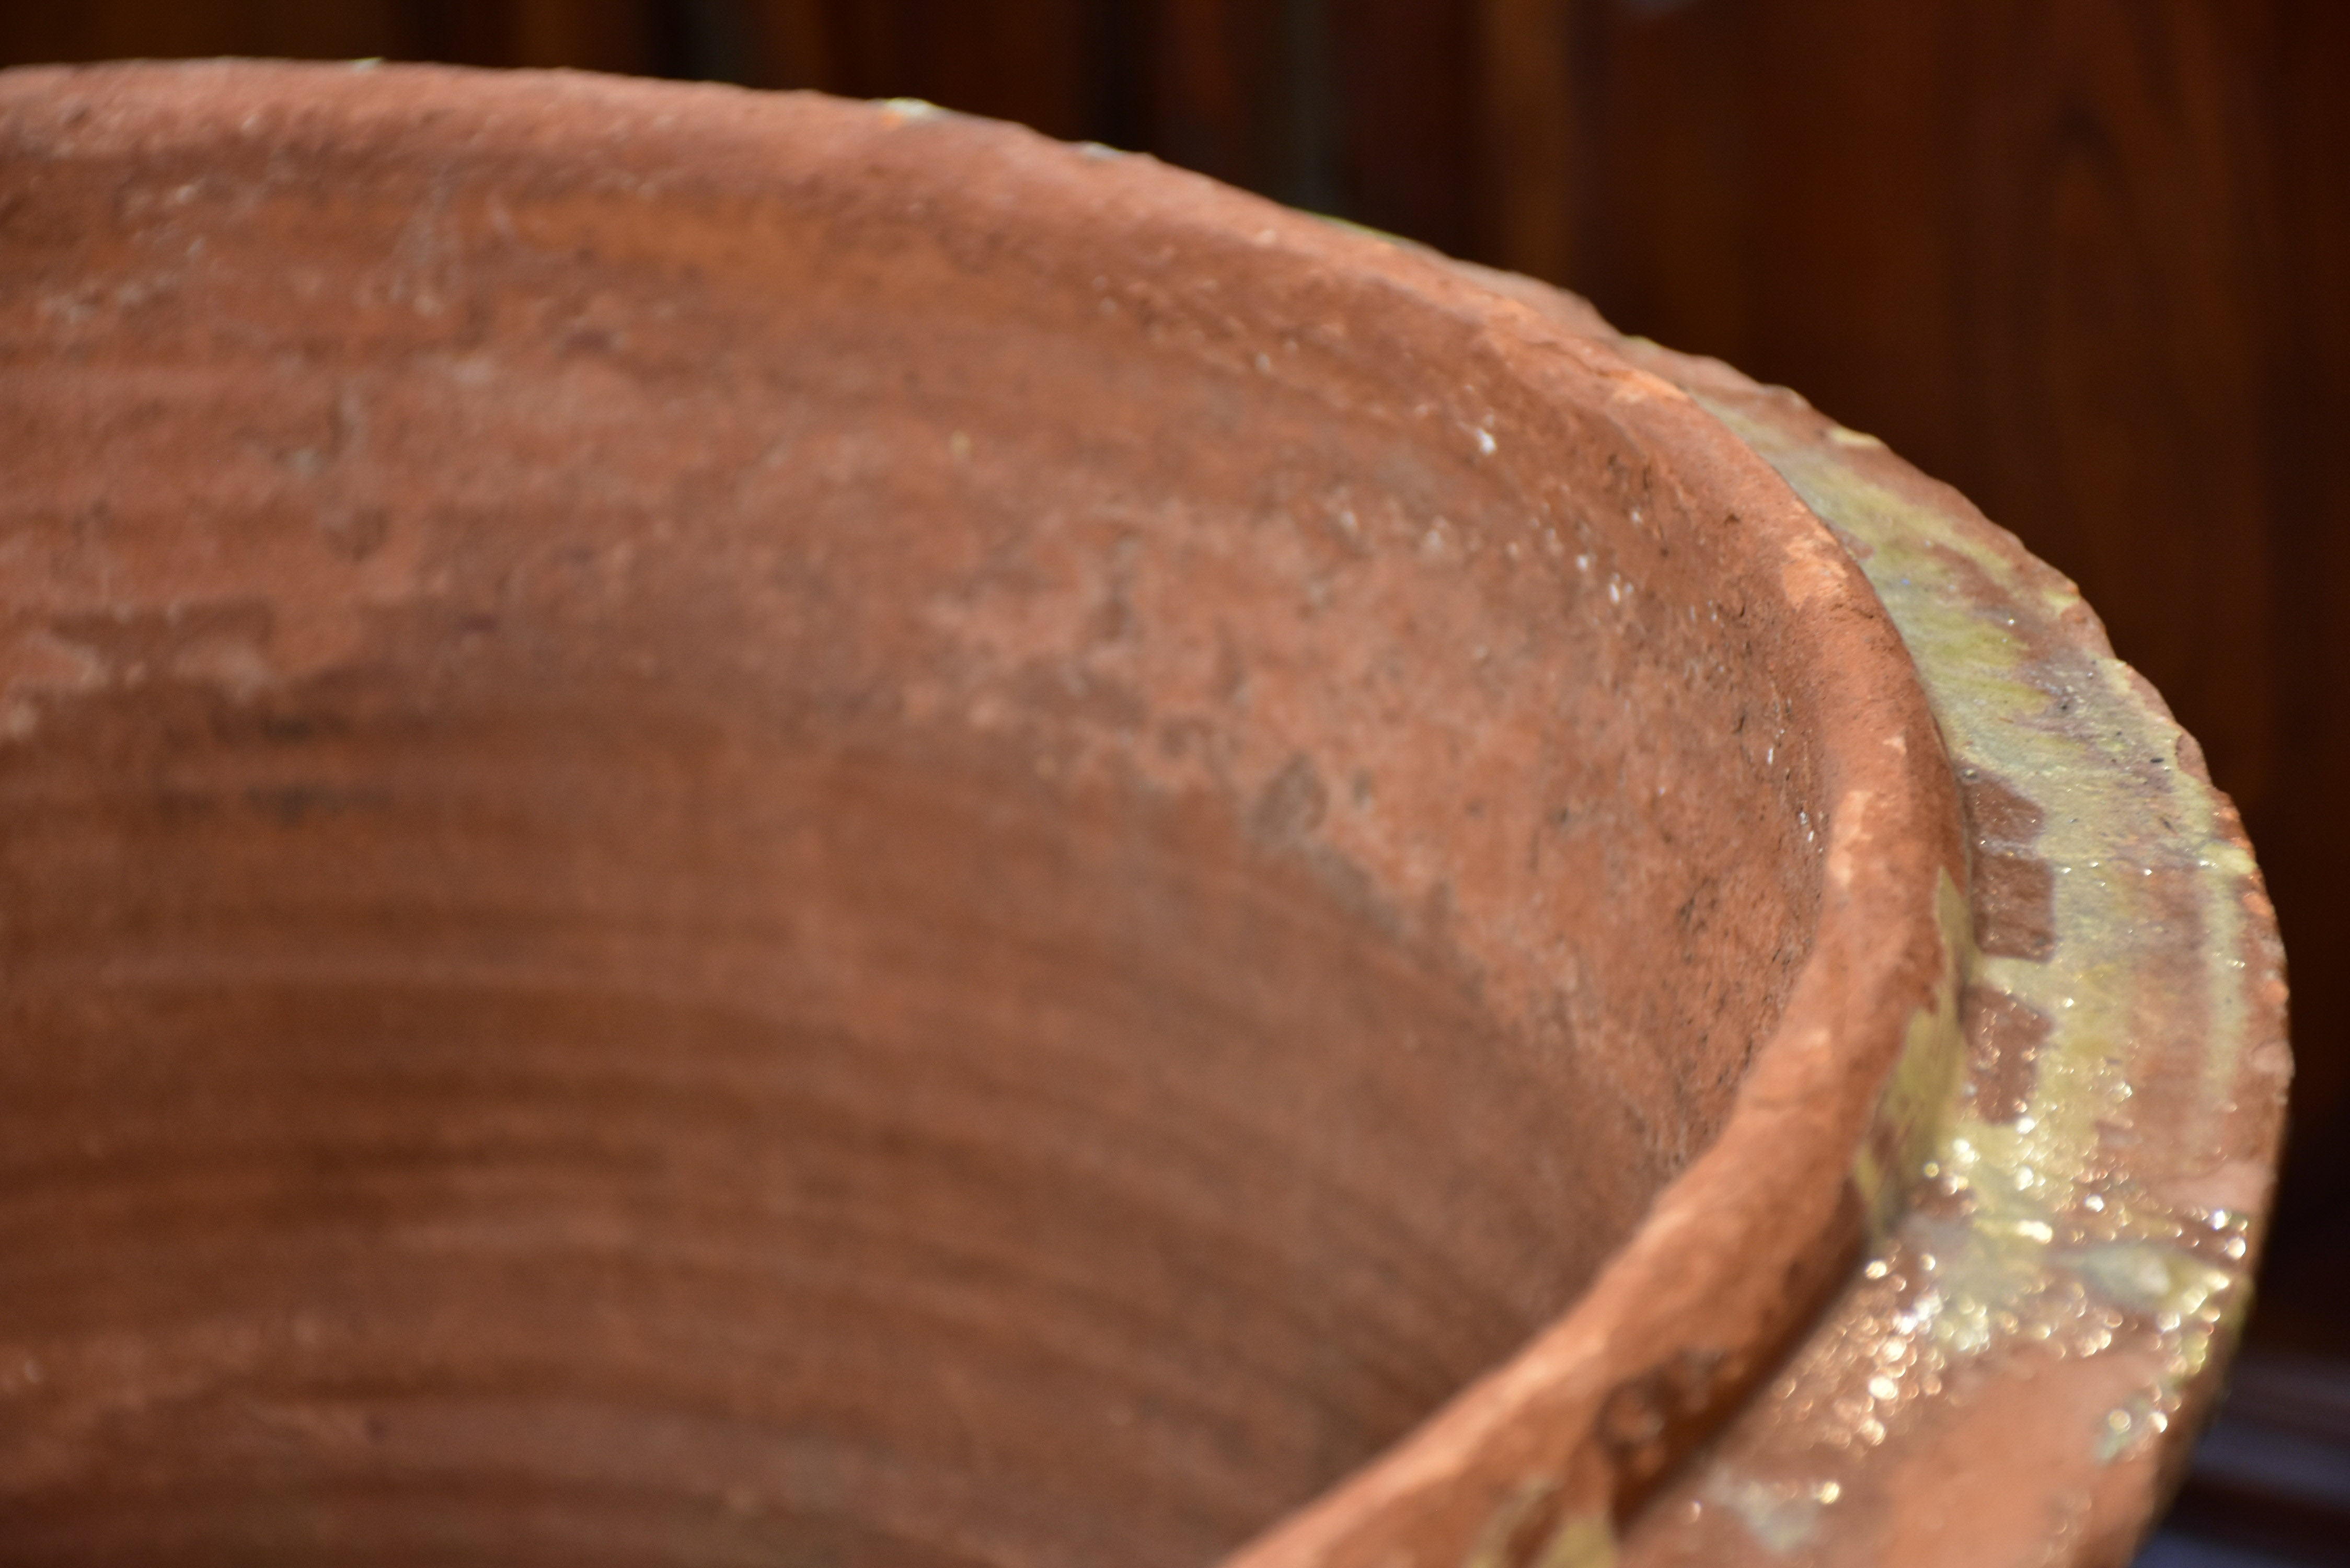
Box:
[0,63,1962,1566]
[1599,340,2290,1568]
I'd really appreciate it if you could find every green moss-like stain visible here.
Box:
[1653,385,2277,1556]
[1533,1515,1621,1568]
[1462,1483,1619,1568]
[1729,398,2253,1362]
[1851,869,1972,1243]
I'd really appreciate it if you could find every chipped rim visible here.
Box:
[1485,302,2289,1564]
[1243,241,2289,1564]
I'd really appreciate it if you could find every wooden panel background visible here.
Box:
[6,0,2346,1552]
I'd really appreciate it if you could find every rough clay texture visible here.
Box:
[1611,344,2289,1568]
[0,59,2194,1568]
[1457,264,2289,1567]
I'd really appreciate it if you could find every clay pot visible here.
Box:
[0,62,2285,1568]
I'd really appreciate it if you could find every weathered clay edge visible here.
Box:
[1494,301,2292,1563]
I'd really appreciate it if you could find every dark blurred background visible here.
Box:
[5,3,2344,1562]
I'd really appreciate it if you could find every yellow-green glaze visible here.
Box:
[1599,367,2288,1564]
[1851,869,1972,1243]
[1724,397,2256,1387]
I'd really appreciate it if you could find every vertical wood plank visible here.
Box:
[1948,2,2277,801]
[508,0,662,71]
[1324,0,1476,253]
[1568,0,1759,377]
[0,0,411,65]
[2240,0,2350,1321]
[735,0,832,86]
[1138,0,1284,193]
[1474,0,1574,283]
[825,0,1099,139]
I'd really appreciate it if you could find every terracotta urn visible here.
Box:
[0,62,2287,1568]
